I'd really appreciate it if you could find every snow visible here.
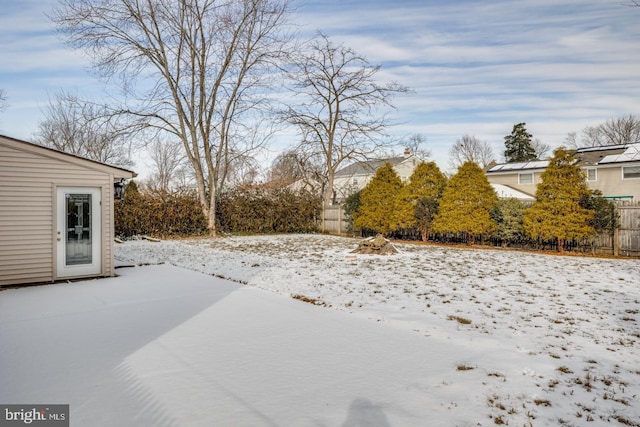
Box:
[2,234,639,426]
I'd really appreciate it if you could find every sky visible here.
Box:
[1,0,640,175]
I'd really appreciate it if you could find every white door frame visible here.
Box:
[56,187,102,279]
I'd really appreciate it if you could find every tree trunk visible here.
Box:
[208,191,217,237]
[421,229,428,242]
[557,238,565,252]
[467,233,475,245]
[324,169,335,206]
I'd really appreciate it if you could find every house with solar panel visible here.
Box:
[485,143,640,203]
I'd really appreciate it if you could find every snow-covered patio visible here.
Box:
[1,234,639,426]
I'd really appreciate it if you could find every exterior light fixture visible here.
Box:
[114,179,126,200]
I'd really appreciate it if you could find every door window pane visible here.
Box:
[66,193,92,265]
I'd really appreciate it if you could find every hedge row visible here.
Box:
[115,182,321,238]
[114,182,208,238]
[217,188,321,234]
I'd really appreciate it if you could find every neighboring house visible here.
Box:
[332,150,422,202]
[0,134,136,286]
[490,183,535,202]
[485,143,640,202]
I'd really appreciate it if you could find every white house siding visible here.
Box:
[333,173,373,200]
[0,136,131,286]
[332,156,422,202]
[394,158,420,182]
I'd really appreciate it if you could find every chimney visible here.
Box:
[404,149,410,158]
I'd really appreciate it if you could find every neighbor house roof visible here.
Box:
[578,142,640,165]
[574,144,629,166]
[487,142,640,173]
[491,183,535,201]
[335,156,414,177]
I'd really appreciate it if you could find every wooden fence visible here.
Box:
[319,205,350,235]
[320,203,640,257]
[614,204,640,256]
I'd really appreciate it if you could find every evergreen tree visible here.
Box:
[491,198,527,246]
[580,190,619,254]
[354,163,403,236]
[343,190,361,233]
[394,161,447,241]
[432,161,498,244]
[523,148,594,252]
[504,122,536,163]
[582,190,618,236]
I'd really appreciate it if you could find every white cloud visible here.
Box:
[2,0,640,170]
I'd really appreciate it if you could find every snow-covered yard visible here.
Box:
[2,234,639,426]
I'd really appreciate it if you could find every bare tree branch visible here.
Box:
[402,133,432,160]
[144,139,187,192]
[52,0,293,235]
[35,91,137,168]
[572,114,640,147]
[531,138,551,160]
[282,32,410,205]
[449,134,495,170]
[0,88,6,112]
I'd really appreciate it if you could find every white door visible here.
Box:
[56,187,102,278]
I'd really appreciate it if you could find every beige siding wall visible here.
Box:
[488,166,640,201]
[485,171,542,196]
[588,166,640,200]
[0,140,116,286]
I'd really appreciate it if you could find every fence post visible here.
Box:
[321,204,326,233]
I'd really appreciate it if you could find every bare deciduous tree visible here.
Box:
[268,149,324,194]
[225,153,260,189]
[563,131,579,149]
[52,0,293,235]
[36,92,134,168]
[0,88,6,112]
[284,33,409,205]
[584,115,640,146]
[145,140,187,192]
[449,134,495,169]
[268,150,307,186]
[402,133,432,160]
[531,138,551,159]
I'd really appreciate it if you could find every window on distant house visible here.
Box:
[622,166,640,179]
[519,172,534,184]
[586,168,597,181]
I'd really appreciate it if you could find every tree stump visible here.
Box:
[351,234,398,255]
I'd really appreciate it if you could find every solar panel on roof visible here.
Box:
[599,144,640,164]
[487,161,549,171]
